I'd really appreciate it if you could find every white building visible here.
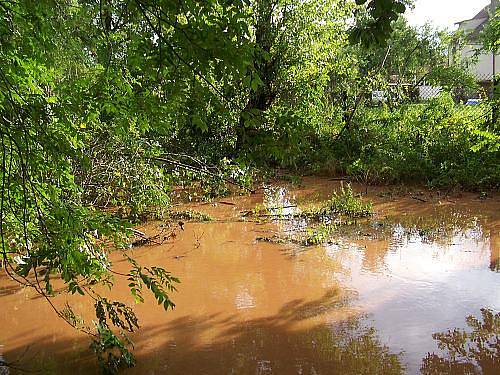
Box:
[455,1,499,83]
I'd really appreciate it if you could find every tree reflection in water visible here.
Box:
[421,309,499,375]
[136,293,406,375]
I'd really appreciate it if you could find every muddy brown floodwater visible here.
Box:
[1,178,499,374]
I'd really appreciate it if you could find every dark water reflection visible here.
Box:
[128,296,404,375]
[421,308,499,375]
[0,181,499,374]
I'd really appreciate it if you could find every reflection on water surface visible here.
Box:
[421,308,499,375]
[0,180,499,374]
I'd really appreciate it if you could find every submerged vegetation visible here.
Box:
[254,184,372,246]
[166,210,213,223]
[301,185,373,219]
[254,184,493,249]
[0,0,498,372]
[252,184,372,220]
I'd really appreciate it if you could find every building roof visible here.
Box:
[456,5,490,26]
[456,3,496,41]
[473,5,490,20]
[470,18,488,39]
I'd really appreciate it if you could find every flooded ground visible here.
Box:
[1,178,499,374]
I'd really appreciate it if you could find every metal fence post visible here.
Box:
[493,0,498,125]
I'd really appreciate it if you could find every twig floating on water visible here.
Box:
[411,196,428,203]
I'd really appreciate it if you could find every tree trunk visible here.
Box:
[235,0,276,154]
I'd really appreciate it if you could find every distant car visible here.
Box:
[465,99,481,105]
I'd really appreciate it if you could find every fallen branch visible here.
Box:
[411,196,428,203]
[150,155,255,193]
[329,177,351,181]
[219,201,236,206]
[240,205,298,217]
[131,227,174,247]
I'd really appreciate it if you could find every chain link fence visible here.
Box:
[369,72,498,125]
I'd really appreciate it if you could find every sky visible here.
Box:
[405,0,491,30]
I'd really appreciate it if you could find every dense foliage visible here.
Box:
[329,94,499,187]
[0,0,498,372]
[0,0,251,372]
